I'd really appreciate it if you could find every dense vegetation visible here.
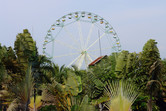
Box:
[0,29,166,111]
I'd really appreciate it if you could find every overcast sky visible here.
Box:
[0,0,166,59]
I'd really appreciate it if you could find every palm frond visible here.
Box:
[7,64,34,111]
[7,99,19,111]
[104,80,139,111]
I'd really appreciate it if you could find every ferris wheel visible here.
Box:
[43,11,121,69]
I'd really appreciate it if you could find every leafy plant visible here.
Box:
[7,65,34,111]
[104,80,139,111]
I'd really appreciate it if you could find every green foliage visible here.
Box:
[141,39,160,73]
[115,50,129,74]
[64,70,82,96]
[7,64,34,111]
[1,30,166,111]
[40,105,57,111]
[82,72,105,99]
[14,29,37,70]
[161,59,166,85]
[42,69,84,111]
[141,39,161,94]
[104,80,139,111]
[126,52,137,73]
[109,53,117,71]
[70,95,96,111]
[0,44,7,83]
[132,94,160,111]
[88,55,117,83]
[31,55,54,87]
[132,39,162,111]
[132,94,149,111]
[2,47,24,83]
[52,64,69,84]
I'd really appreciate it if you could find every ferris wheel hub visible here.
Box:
[81,50,87,55]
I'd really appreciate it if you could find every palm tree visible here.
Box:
[0,45,20,110]
[146,60,162,111]
[7,65,34,111]
[41,69,84,111]
[140,39,162,111]
[70,95,96,111]
[103,80,139,111]
[14,29,37,71]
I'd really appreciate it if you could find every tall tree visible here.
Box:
[14,29,53,110]
[140,39,161,111]
[7,65,34,111]
[14,29,37,71]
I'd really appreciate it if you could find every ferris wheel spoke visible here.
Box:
[63,20,77,27]
[77,21,84,49]
[54,27,63,39]
[94,23,105,32]
[55,40,80,52]
[86,33,106,51]
[85,53,94,68]
[84,53,93,68]
[64,27,81,49]
[67,54,82,67]
[88,53,98,59]
[76,54,85,69]
[86,53,93,62]
[88,47,112,52]
[54,52,80,58]
[84,55,88,68]
[85,23,94,49]
[44,52,52,58]
[84,54,89,68]
[52,40,55,57]
[75,55,82,65]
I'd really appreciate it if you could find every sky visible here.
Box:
[0,0,166,59]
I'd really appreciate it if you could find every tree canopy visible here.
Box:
[0,30,166,111]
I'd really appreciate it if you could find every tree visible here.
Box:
[0,45,24,111]
[155,59,166,111]
[115,50,129,78]
[126,52,137,74]
[140,39,161,111]
[0,44,8,110]
[7,65,34,111]
[70,95,96,111]
[14,29,37,71]
[2,46,24,84]
[41,69,83,111]
[88,53,118,84]
[103,80,139,111]
[0,44,7,84]
[84,53,119,110]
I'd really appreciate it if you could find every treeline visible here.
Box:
[0,29,166,111]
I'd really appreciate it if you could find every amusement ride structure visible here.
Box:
[43,11,121,69]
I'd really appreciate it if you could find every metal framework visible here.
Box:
[43,11,121,69]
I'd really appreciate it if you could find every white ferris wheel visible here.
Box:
[43,11,121,69]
